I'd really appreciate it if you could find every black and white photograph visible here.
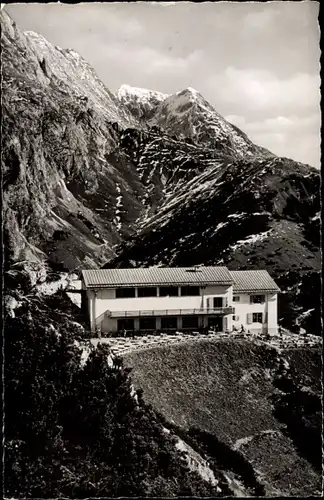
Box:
[2,1,322,498]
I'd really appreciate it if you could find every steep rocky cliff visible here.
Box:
[2,11,257,271]
[2,11,145,270]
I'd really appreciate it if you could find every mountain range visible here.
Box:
[1,10,320,333]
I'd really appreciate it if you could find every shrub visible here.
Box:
[272,369,322,471]
[4,288,220,498]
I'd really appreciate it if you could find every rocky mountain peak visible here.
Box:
[184,86,200,93]
[117,84,170,103]
[175,86,205,100]
[157,86,215,116]
[116,82,272,157]
[148,87,271,157]
[116,84,170,121]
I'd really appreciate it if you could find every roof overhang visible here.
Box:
[233,288,280,294]
[84,280,234,289]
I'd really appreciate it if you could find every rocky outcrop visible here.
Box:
[1,11,144,270]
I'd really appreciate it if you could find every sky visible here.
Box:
[3,2,321,168]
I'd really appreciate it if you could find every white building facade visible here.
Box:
[81,267,280,335]
[230,271,279,335]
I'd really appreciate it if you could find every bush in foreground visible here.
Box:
[4,290,219,498]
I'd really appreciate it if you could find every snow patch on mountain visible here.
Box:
[311,212,320,222]
[114,183,123,233]
[117,84,170,104]
[229,229,273,251]
[116,84,170,121]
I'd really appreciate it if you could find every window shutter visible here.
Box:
[223,317,228,330]
[207,298,210,309]
[247,313,252,324]
[250,295,253,304]
[225,297,228,307]
[264,312,268,323]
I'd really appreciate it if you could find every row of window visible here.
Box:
[117,313,265,331]
[116,286,200,298]
[116,290,267,302]
[117,315,200,331]
[233,294,266,304]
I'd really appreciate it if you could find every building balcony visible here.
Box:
[107,307,234,318]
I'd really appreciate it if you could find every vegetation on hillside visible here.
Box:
[157,413,265,497]
[4,283,220,498]
[271,351,322,471]
[4,263,322,497]
[277,270,321,336]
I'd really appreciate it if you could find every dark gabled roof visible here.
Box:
[230,270,280,293]
[82,266,234,288]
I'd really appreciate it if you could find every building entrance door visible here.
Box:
[208,316,223,332]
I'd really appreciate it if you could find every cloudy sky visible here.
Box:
[4,2,321,168]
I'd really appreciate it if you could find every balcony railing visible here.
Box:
[107,307,234,318]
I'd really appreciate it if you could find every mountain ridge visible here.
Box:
[117,84,275,158]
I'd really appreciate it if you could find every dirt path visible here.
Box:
[91,332,238,357]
